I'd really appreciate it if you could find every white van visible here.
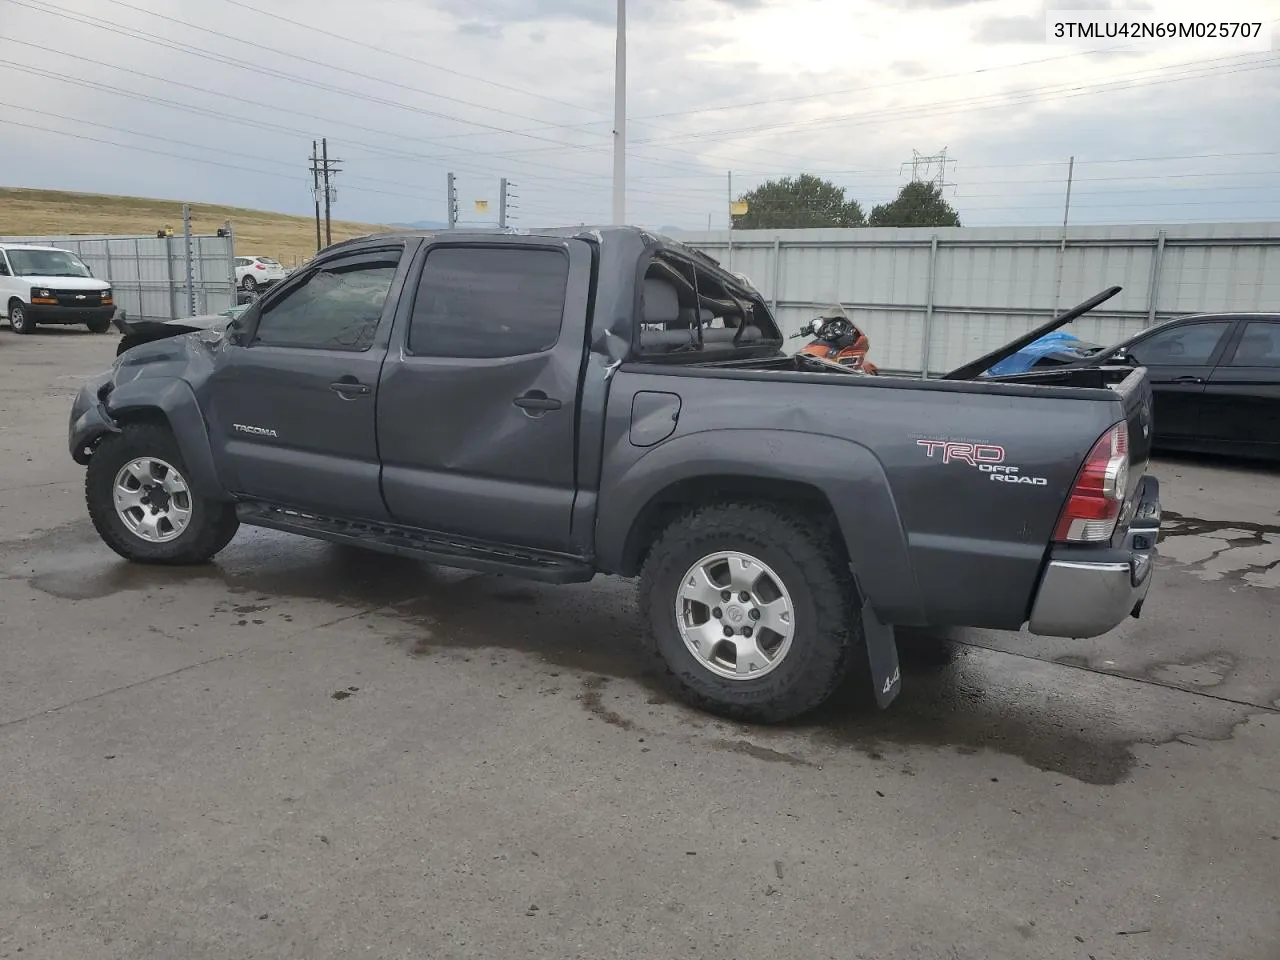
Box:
[0,243,115,335]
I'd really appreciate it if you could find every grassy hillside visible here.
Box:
[0,187,390,266]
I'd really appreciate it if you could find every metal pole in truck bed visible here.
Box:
[940,285,1121,381]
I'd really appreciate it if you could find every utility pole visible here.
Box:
[499,178,518,229]
[322,137,338,247]
[182,202,195,317]
[1052,155,1076,319]
[308,139,341,249]
[447,173,458,228]
[727,171,737,268]
[309,140,321,253]
[612,0,626,225]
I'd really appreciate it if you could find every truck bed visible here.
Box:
[596,359,1153,632]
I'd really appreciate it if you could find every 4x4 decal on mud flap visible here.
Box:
[916,439,1048,486]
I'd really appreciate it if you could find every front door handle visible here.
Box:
[330,379,371,398]
[513,391,562,412]
[1172,376,1204,384]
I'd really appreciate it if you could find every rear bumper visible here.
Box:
[28,303,115,325]
[1027,475,1161,638]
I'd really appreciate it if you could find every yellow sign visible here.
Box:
[474,200,490,213]
[730,200,749,216]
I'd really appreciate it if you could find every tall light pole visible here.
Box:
[612,0,626,225]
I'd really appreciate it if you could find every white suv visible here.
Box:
[0,243,115,335]
[234,255,287,292]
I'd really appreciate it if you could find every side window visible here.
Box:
[1128,321,1229,367]
[235,258,250,268]
[0,253,9,277]
[252,251,401,352]
[407,246,568,358]
[1226,321,1280,368]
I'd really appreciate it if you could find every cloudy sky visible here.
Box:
[1,0,1277,230]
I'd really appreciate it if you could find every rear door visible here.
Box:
[204,243,411,520]
[376,236,594,551]
[1200,318,1280,452]
[1123,317,1236,442]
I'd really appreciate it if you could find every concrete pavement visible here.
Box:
[1,328,1277,960]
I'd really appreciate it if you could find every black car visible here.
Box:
[1046,313,1280,461]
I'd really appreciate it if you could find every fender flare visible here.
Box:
[101,377,229,501]
[596,429,923,708]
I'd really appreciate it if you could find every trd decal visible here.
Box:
[916,439,1047,486]
[915,440,1005,466]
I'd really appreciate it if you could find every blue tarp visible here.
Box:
[983,331,1091,377]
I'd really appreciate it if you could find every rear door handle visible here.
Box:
[1172,376,1204,384]
[513,391,562,412]
[330,379,371,398]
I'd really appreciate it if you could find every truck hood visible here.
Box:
[19,275,110,289]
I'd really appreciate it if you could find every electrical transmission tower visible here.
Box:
[900,147,956,192]
[499,178,518,228]
[308,138,342,250]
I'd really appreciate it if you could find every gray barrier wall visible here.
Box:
[1,232,236,323]
[672,222,1280,376]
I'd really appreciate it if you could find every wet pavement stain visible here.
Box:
[707,739,812,767]
[1146,653,1236,689]
[0,519,1260,786]
[1159,511,1280,587]
[578,676,640,731]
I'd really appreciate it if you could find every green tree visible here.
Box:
[732,174,865,229]
[868,180,962,228]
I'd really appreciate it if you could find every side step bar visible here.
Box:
[235,502,597,585]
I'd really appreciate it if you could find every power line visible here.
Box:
[0,51,716,195]
[0,117,443,208]
[0,100,445,200]
[213,0,606,121]
[96,0,608,137]
[3,0,614,158]
[629,55,1279,148]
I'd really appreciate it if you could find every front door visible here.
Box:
[1123,318,1235,443]
[375,237,594,552]
[205,244,409,520]
[1201,318,1280,452]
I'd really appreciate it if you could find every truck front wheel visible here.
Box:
[638,502,863,724]
[8,300,35,334]
[85,422,240,565]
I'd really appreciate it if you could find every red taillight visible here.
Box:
[1054,420,1130,543]
[255,263,265,269]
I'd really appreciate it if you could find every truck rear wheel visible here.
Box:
[638,502,863,724]
[85,422,240,565]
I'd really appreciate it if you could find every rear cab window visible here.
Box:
[633,246,779,361]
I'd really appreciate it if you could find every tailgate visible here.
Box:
[1108,366,1154,493]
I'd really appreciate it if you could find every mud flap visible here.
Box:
[860,594,901,709]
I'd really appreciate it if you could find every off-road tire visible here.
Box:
[85,422,240,565]
[8,300,35,334]
[86,314,113,334]
[638,501,864,724]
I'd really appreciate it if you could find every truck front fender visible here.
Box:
[101,377,228,501]
[596,429,926,628]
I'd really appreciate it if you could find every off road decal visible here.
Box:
[916,439,1048,486]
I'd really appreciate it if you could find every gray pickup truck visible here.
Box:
[68,226,1161,723]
